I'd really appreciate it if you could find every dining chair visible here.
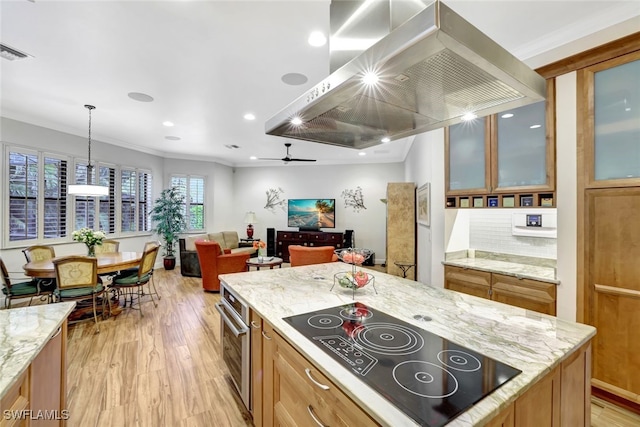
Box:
[1,257,42,309]
[111,245,159,317]
[53,256,106,333]
[94,239,120,254]
[117,240,161,299]
[22,245,58,293]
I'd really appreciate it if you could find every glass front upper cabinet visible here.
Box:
[591,55,640,184]
[445,118,489,194]
[493,100,551,191]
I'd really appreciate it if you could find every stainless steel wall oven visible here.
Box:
[215,284,251,409]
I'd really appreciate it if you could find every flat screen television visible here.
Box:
[287,199,335,230]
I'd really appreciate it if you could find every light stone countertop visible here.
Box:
[220,263,594,427]
[0,302,75,399]
[442,258,558,284]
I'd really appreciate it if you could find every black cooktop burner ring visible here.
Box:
[307,314,343,329]
[353,322,424,356]
[393,360,459,398]
[437,349,482,372]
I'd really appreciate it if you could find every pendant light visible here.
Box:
[68,104,109,197]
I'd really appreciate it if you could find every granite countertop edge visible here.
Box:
[0,302,76,399]
[442,258,560,284]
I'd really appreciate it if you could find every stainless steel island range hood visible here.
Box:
[266,0,547,149]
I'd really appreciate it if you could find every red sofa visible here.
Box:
[195,241,249,292]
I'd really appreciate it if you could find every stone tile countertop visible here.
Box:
[0,302,75,399]
[220,263,594,427]
[442,257,558,284]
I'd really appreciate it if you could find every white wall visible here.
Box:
[233,163,405,262]
[403,129,446,287]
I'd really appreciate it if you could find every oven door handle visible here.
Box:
[215,302,249,337]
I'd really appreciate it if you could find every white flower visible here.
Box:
[72,227,106,246]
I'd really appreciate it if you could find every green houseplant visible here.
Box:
[150,187,186,270]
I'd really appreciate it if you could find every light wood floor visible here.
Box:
[12,268,640,426]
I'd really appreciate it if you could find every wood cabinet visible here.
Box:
[0,321,68,427]
[444,266,557,316]
[276,231,344,262]
[445,82,556,209]
[489,341,592,427]
[271,329,377,427]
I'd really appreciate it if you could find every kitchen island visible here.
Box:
[220,263,595,426]
[0,302,75,425]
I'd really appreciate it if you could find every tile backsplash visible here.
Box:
[469,209,557,259]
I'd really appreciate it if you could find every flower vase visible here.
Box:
[87,244,96,257]
[258,248,267,262]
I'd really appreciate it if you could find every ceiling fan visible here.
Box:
[259,143,316,164]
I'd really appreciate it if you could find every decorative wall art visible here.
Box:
[341,186,366,212]
[264,187,286,211]
[417,183,430,226]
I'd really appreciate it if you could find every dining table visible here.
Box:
[23,251,142,278]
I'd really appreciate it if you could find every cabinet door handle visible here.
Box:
[250,320,260,329]
[51,327,62,339]
[305,368,330,390]
[307,405,328,427]
[261,331,272,340]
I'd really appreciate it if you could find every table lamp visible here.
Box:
[244,211,257,239]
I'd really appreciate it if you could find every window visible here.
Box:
[8,148,68,242]
[121,168,152,233]
[73,161,116,233]
[170,175,205,231]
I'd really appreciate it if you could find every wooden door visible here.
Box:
[587,188,640,403]
[444,266,491,299]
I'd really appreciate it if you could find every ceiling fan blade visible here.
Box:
[288,158,316,162]
[257,157,284,160]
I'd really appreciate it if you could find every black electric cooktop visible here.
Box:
[283,302,521,427]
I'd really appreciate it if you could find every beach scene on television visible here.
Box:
[288,199,335,228]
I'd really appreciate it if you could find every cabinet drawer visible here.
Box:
[444,265,491,299]
[491,273,556,316]
[0,370,29,427]
[273,332,378,427]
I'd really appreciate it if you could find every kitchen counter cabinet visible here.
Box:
[271,327,377,427]
[444,265,557,316]
[0,303,74,427]
[221,263,594,426]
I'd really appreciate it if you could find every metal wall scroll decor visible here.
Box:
[341,186,366,212]
[264,187,286,211]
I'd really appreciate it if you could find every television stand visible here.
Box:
[276,230,345,262]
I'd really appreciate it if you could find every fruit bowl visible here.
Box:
[334,248,373,265]
[335,271,373,290]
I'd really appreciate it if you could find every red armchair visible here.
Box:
[195,241,250,292]
[288,245,338,267]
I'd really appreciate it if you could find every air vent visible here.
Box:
[0,44,32,61]
[224,144,240,149]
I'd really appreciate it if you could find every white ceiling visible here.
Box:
[1,1,638,167]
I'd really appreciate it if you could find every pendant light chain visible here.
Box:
[84,104,96,185]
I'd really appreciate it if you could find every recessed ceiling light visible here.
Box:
[358,152,366,156]
[308,31,327,47]
[381,137,391,143]
[244,113,256,121]
[162,121,174,127]
[165,136,181,141]
[128,92,154,102]
[530,124,541,129]
[462,112,477,121]
[501,113,514,119]
[250,156,257,160]
[281,73,308,86]
[291,117,303,126]
[362,71,379,85]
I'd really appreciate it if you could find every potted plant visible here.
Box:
[150,187,186,270]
